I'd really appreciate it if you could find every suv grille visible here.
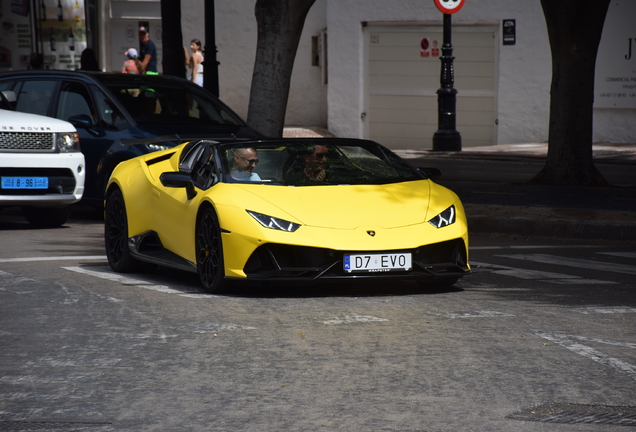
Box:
[0,132,55,152]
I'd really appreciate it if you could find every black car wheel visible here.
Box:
[196,207,228,293]
[104,189,137,272]
[23,205,71,228]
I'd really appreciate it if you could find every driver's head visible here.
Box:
[233,147,259,175]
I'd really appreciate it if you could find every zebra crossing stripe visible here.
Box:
[534,331,636,381]
[500,254,636,275]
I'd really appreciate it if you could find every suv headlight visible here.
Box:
[247,210,300,232]
[57,132,80,152]
[428,205,456,228]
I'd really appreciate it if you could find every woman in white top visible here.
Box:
[188,39,204,87]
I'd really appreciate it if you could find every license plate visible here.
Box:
[344,253,412,273]
[1,177,49,190]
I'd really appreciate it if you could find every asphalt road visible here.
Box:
[1,213,635,432]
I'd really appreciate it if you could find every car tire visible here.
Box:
[104,189,138,272]
[23,206,71,228]
[196,207,228,293]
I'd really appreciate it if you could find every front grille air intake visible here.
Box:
[0,132,56,152]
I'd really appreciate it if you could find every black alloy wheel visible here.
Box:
[196,207,228,293]
[104,189,137,272]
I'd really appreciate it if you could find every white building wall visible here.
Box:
[181,0,327,127]
[326,0,552,145]
[104,0,633,145]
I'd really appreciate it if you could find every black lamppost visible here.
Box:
[204,0,220,97]
[432,12,461,151]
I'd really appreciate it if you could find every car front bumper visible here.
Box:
[0,153,85,205]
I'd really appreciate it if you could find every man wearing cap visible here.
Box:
[138,26,158,75]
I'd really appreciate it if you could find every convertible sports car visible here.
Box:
[104,138,470,292]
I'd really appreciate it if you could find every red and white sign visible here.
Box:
[434,0,465,14]
[420,37,430,57]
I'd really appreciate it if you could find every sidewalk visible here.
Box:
[407,143,636,241]
[283,128,636,241]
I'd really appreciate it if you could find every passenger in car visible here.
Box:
[285,144,331,184]
[230,147,261,181]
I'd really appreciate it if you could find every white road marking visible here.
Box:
[180,293,220,299]
[0,255,106,263]
[102,332,178,340]
[598,251,636,259]
[0,373,103,384]
[318,314,389,325]
[180,323,257,333]
[62,266,184,294]
[500,254,636,275]
[0,390,94,401]
[535,331,636,381]
[24,358,122,367]
[569,306,636,315]
[0,406,103,421]
[436,310,515,319]
[470,261,614,284]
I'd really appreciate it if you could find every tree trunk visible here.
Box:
[247,0,316,137]
[531,0,611,186]
[161,0,186,78]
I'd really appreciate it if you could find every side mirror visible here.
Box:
[417,167,442,181]
[68,114,94,129]
[1,90,16,103]
[160,172,197,200]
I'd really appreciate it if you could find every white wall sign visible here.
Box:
[594,0,636,108]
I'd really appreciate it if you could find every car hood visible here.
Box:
[230,181,435,229]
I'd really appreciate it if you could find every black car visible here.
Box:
[0,70,262,207]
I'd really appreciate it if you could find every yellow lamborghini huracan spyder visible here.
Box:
[104,138,470,292]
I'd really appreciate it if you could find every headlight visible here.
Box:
[428,205,456,228]
[146,143,173,152]
[247,210,300,232]
[57,132,80,152]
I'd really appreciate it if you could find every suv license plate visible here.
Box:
[1,177,49,190]
[344,253,412,273]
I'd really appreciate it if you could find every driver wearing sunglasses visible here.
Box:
[230,147,261,181]
[302,144,330,181]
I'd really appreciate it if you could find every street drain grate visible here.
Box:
[507,402,636,426]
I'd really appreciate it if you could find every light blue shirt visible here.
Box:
[230,170,261,182]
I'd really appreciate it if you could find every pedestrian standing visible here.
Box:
[188,39,204,86]
[138,26,158,75]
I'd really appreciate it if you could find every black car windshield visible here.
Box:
[220,139,423,186]
[91,74,245,127]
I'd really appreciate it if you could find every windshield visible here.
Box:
[220,139,423,186]
[92,74,245,127]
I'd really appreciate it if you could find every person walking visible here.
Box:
[138,26,158,75]
[188,39,204,86]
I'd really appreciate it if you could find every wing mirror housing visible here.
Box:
[160,172,197,200]
[68,114,94,129]
[417,167,442,181]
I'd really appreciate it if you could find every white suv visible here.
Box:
[0,104,85,227]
